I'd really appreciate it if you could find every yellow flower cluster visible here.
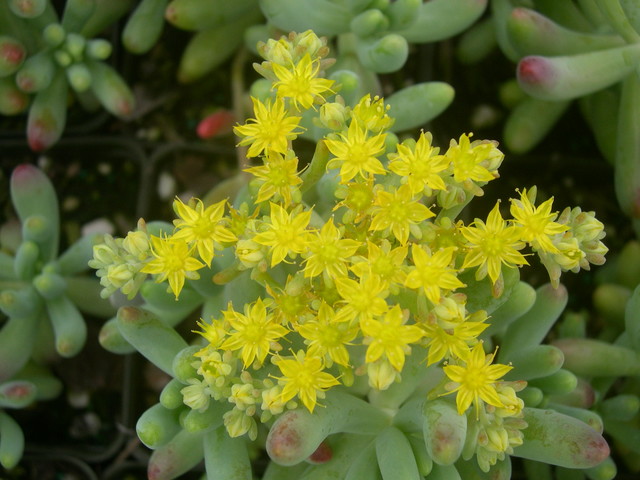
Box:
[91,31,608,459]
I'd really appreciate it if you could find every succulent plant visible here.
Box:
[457,0,640,233]
[90,30,611,480]
[0,164,116,469]
[122,0,264,84]
[241,0,493,133]
[0,0,135,151]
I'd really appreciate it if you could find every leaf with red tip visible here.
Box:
[307,441,333,464]
[517,44,640,101]
[0,35,26,76]
[26,68,68,151]
[0,77,29,115]
[86,59,135,117]
[0,380,37,409]
[514,408,610,469]
[147,429,204,480]
[196,109,236,139]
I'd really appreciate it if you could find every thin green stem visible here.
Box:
[231,47,250,171]
[299,139,330,194]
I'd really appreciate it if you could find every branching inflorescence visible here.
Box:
[91,30,610,480]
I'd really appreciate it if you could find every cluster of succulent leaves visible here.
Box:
[87,30,614,480]
[0,165,115,470]
[3,1,639,479]
[1,0,490,152]
[0,0,260,151]
[0,0,136,150]
[457,0,640,231]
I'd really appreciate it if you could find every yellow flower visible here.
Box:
[369,184,435,245]
[275,349,340,412]
[194,317,227,348]
[272,54,335,110]
[509,187,568,254]
[172,197,237,266]
[350,94,394,132]
[334,179,375,223]
[220,299,288,368]
[422,320,489,366]
[244,150,302,206]
[461,202,528,284]
[447,133,502,184]
[303,218,361,280]
[297,302,358,367]
[266,277,315,327]
[443,342,513,417]
[234,96,303,157]
[140,235,204,299]
[350,240,407,287]
[334,274,389,325]
[405,245,465,304]
[253,203,313,267]
[325,120,387,182]
[361,305,423,371]
[388,131,449,195]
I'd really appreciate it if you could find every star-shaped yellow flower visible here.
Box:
[325,120,387,182]
[234,97,303,157]
[443,342,513,417]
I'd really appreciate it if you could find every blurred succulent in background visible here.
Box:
[458,0,640,233]
[0,0,135,151]
[550,239,640,478]
[90,30,612,480]
[161,0,263,84]
[0,164,116,468]
[239,0,494,137]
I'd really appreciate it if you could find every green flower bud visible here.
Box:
[106,263,134,288]
[181,378,211,412]
[235,239,265,269]
[223,407,257,439]
[123,230,150,260]
[367,357,398,390]
[90,241,118,267]
[293,30,326,60]
[319,101,348,130]
[261,38,293,66]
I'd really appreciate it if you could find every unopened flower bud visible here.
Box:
[106,264,134,288]
[181,378,210,411]
[235,239,265,268]
[367,358,398,390]
[123,230,150,260]
[319,101,347,130]
[263,38,293,66]
[223,407,255,438]
[91,242,118,267]
[294,30,325,59]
